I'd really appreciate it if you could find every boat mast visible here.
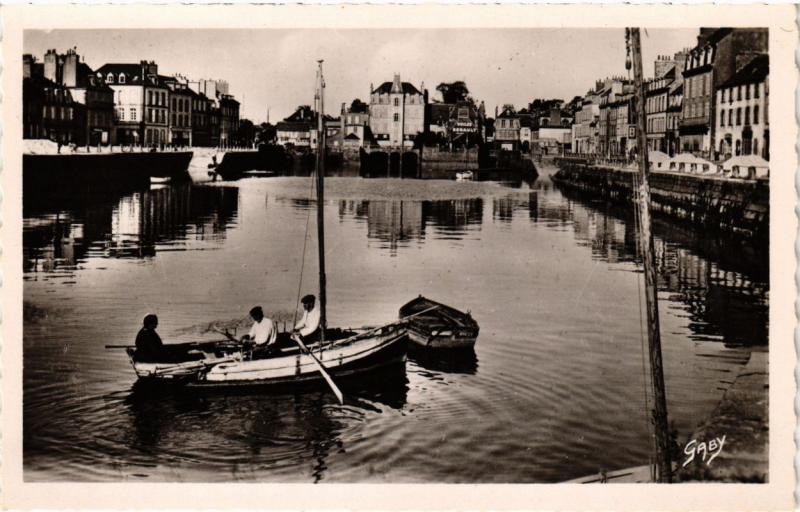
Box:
[628,27,672,483]
[315,60,327,342]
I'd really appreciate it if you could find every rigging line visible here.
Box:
[632,172,655,458]
[293,171,318,328]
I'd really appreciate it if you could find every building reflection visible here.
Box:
[337,198,483,255]
[23,185,239,273]
[553,184,769,346]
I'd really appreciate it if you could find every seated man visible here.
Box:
[135,314,164,362]
[294,294,321,343]
[134,314,203,363]
[241,306,278,357]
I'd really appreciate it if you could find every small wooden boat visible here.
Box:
[455,170,474,181]
[242,169,276,178]
[399,296,479,349]
[124,326,408,387]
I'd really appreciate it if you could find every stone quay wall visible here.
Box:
[23,151,193,198]
[552,157,769,244]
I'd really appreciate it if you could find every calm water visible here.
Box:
[23,162,768,482]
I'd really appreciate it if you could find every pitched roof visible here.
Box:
[372,81,422,96]
[96,63,142,78]
[276,121,312,132]
[718,54,768,89]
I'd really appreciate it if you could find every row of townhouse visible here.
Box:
[570,27,768,163]
[494,102,573,154]
[275,74,485,151]
[23,49,240,148]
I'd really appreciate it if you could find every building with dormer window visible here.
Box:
[369,74,426,148]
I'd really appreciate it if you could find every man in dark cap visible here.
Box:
[241,306,277,355]
[294,294,321,342]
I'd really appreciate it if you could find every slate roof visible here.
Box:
[372,81,422,96]
[718,54,768,89]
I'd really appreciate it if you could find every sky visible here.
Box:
[25,28,698,123]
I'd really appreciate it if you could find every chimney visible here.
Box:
[23,54,34,79]
[44,49,58,82]
[62,49,79,87]
[391,73,402,94]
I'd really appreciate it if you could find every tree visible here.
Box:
[236,119,256,146]
[436,81,471,104]
[258,122,277,144]
[349,98,368,113]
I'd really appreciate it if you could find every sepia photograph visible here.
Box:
[1,4,796,510]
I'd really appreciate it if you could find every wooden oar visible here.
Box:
[105,339,232,350]
[291,333,344,405]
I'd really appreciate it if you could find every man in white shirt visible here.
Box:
[241,306,277,355]
[294,294,321,342]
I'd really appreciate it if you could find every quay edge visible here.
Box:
[23,151,193,198]
[551,157,768,246]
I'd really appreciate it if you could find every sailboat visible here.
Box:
[118,61,414,396]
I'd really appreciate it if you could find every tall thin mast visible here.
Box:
[315,60,327,342]
[628,27,672,483]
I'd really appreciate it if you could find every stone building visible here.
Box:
[25,49,114,146]
[597,77,627,156]
[572,84,602,154]
[713,54,768,161]
[679,28,768,158]
[369,74,426,148]
[340,100,371,148]
[219,94,240,148]
[645,68,675,153]
[96,61,169,146]
[494,105,520,151]
[189,89,214,147]
[162,75,194,147]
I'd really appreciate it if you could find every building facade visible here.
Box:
[572,87,601,154]
[219,94,240,147]
[369,74,426,148]
[645,69,674,153]
[713,54,768,161]
[494,105,520,151]
[190,89,213,147]
[163,76,193,146]
[680,28,768,158]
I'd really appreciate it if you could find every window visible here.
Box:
[720,110,725,126]
[754,83,760,99]
[107,73,114,83]
[737,86,742,101]
[393,113,399,122]
[753,138,759,156]
[720,89,725,103]
[753,105,760,125]
[745,106,750,125]
[130,108,137,121]
[745,84,750,100]
[728,88,733,104]
[735,139,741,156]
[119,74,126,84]
[728,109,733,126]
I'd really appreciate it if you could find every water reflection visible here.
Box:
[408,347,478,375]
[554,184,768,346]
[24,185,239,275]
[122,366,408,482]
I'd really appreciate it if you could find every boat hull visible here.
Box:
[400,296,479,349]
[407,327,477,349]
[190,331,407,389]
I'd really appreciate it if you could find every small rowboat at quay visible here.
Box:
[399,296,479,349]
